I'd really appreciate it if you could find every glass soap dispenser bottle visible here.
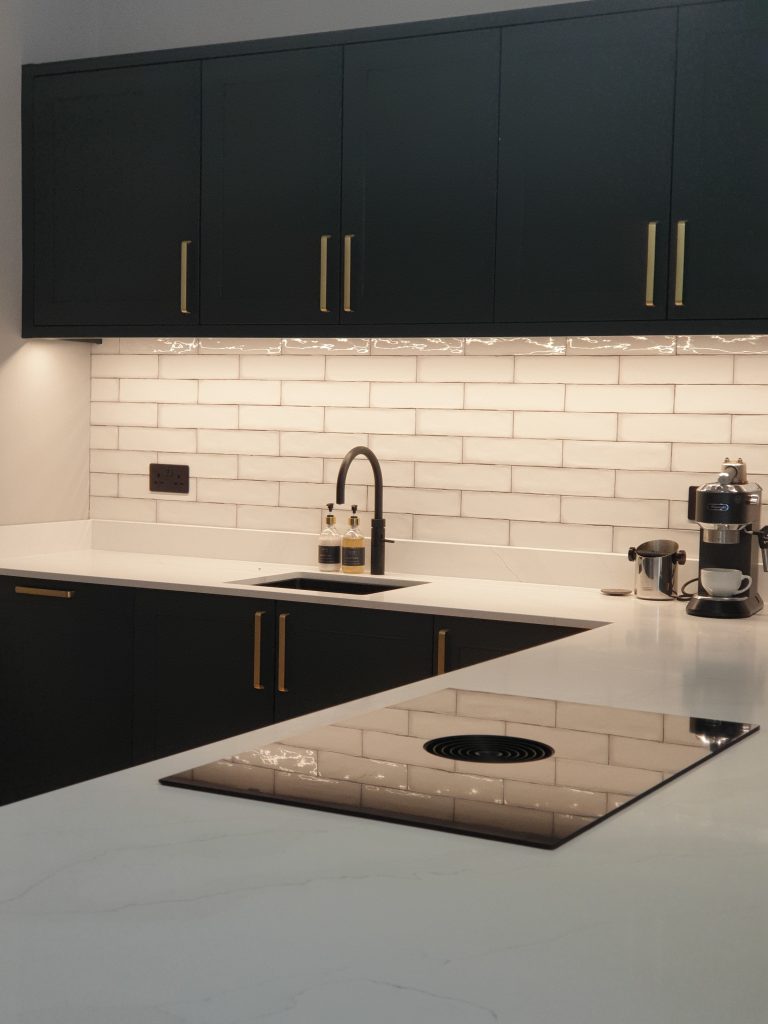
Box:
[341,504,365,574]
[318,503,341,572]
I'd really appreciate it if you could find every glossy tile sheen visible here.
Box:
[163,686,757,849]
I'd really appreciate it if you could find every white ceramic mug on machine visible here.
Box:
[700,567,752,598]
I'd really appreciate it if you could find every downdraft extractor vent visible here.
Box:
[424,734,554,764]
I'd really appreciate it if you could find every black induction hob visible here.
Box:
[160,687,758,849]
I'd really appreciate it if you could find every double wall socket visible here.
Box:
[149,463,190,494]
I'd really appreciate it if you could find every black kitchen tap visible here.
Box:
[336,446,386,575]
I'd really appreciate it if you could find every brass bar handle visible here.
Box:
[343,233,354,313]
[180,240,192,315]
[15,586,74,599]
[277,612,289,693]
[319,234,331,313]
[252,611,265,690]
[674,220,687,307]
[436,628,448,675]
[644,221,658,308]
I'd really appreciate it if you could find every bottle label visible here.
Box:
[318,544,341,565]
[342,547,365,567]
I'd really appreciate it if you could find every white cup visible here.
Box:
[700,567,752,598]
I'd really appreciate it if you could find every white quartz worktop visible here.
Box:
[2,520,768,1023]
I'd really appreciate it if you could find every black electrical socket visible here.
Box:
[149,463,190,494]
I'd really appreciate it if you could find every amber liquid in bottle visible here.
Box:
[341,505,365,574]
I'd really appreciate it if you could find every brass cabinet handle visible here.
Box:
[644,221,658,308]
[277,612,289,693]
[180,240,192,314]
[436,628,448,675]
[252,611,265,690]
[674,220,687,307]
[319,234,331,313]
[343,234,354,313]
[15,586,74,599]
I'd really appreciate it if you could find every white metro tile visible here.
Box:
[417,409,512,438]
[671,444,768,474]
[462,491,560,522]
[368,434,462,463]
[463,437,563,467]
[198,429,279,455]
[613,526,696,555]
[198,380,281,405]
[240,354,325,379]
[95,337,120,353]
[159,405,238,429]
[279,482,368,510]
[90,473,118,497]
[119,427,196,452]
[199,337,281,353]
[91,402,157,427]
[326,408,415,434]
[508,521,613,552]
[383,487,461,516]
[281,432,368,458]
[90,496,156,522]
[91,450,154,474]
[159,354,239,379]
[565,384,674,413]
[734,355,768,384]
[236,505,321,533]
[568,336,675,355]
[119,379,198,403]
[563,440,671,471]
[620,355,733,384]
[515,412,617,440]
[731,417,768,444]
[197,479,279,505]
[120,337,197,354]
[90,426,118,450]
[282,381,370,407]
[516,356,618,384]
[91,378,119,401]
[464,336,566,355]
[415,463,511,491]
[677,334,768,355]
[326,357,417,382]
[412,515,509,545]
[464,383,564,411]
[285,337,369,354]
[618,414,730,443]
[370,337,462,355]
[323,459,413,487]
[512,466,614,496]
[239,456,324,483]
[561,496,668,527]
[614,470,710,500]
[675,385,768,414]
[158,453,237,479]
[370,382,464,408]
[240,406,325,431]
[92,354,158,378]
[157,501,237,527]
[119,475,196,502]
[417,356,515,382]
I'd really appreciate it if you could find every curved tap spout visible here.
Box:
[336,446,386,574]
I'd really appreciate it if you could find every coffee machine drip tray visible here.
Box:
[160,688,759,850]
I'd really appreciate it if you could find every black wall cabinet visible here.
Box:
[133,589,275,763]
[22,0,768,338]
[0,578,134,804]
[28,62,200,329]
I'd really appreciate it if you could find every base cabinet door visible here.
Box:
[0,578,134,804]
[133,590,274,762]
[434,616,583,675]
[273,602,434,722]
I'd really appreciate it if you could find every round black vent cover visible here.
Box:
[423,734,554,764]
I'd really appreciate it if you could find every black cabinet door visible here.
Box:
[340,30,499,326]
[495,10,676,323]
[201,48,343,325]
[669,0,768,319]
[133,590,274,762]
[28,61,200,328]
[435,616,583,675]
[274,602,434,722]
[0,578,134,804]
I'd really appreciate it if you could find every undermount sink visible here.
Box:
[230,573,427,596]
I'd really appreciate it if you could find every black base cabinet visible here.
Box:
[434,616,583,675]
[132,589,275,763]
[273,602,434,722]
[0,577,134,805]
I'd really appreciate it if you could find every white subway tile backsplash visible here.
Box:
[198,380,281,405]
[465,383,565,411]
[613,526,695,555]
[91,341,768,550]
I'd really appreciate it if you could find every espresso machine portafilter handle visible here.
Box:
[759,528,768,573]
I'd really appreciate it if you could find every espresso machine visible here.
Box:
[687,458,768,618]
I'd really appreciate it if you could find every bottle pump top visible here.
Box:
[350,504,359,526]
[325,502,336,525]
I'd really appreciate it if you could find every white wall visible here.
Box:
[0,0,99,525]
[94,0,586,54]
